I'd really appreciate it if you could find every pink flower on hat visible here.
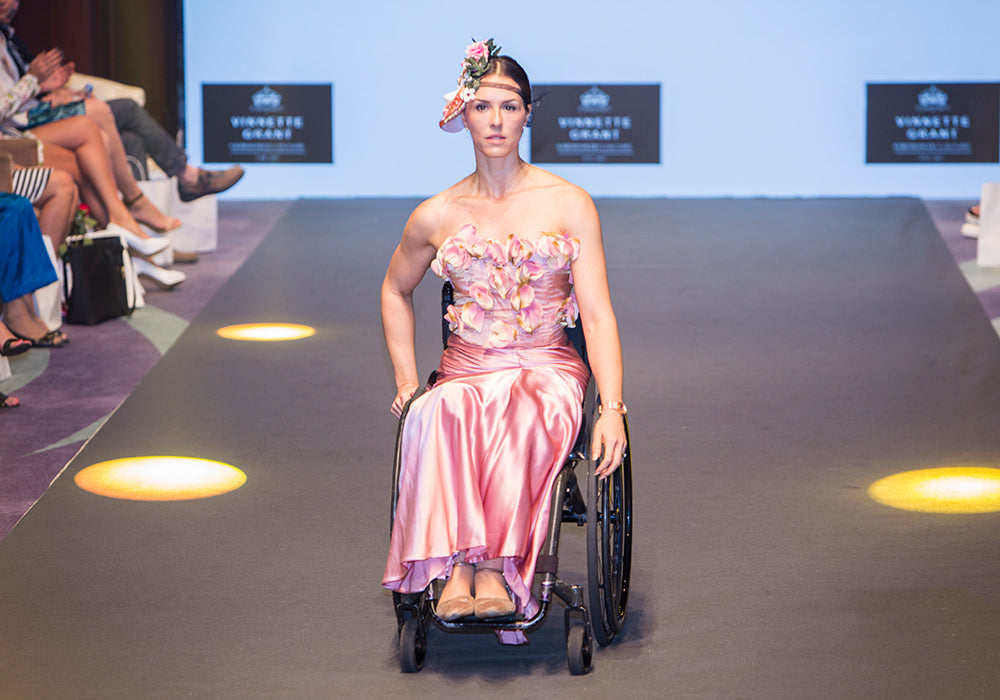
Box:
[466,41,491,62]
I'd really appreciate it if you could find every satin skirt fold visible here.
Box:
[383,334,589,620]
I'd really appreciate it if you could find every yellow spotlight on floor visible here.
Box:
[216,323,315,341]
[868,467,1000,514]
[75,457,247,501]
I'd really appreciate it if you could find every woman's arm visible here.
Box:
[566,189,627,478]
[0,73,37,123]
[381,201,440,417]
[0,49,68,123]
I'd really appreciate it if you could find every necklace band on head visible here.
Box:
[476,81,521,96]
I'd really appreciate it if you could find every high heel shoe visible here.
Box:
[124,191,182,233]
[105,222,170,257]
[473,567,516,619]
[133,258,186,290]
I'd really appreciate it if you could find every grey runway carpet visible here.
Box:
[1,198,998,698]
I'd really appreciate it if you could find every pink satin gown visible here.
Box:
[383,225,590,633]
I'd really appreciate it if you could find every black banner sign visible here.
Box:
[530,84,660,164]
[866,83,999,163]
[201,84,333,163]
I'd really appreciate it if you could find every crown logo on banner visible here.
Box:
[251,86,283,112]
[917,85,949,112]
[579,86,611,113]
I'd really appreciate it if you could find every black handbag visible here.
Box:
[62,232,137,325]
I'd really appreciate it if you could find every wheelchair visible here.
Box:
[390,283,633,675]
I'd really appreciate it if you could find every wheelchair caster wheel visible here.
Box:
[566,621,592,675]
[399,617,426,673]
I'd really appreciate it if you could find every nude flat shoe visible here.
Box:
[473,567,516,619]
[474,596,516,619]
[436,595,475,621]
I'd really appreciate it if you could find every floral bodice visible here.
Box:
[430,225,580,349]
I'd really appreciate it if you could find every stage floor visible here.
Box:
[1,198,999,698]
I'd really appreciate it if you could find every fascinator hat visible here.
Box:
[440,38,522,132]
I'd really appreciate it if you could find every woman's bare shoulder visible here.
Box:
[404,180,471,245]
[528,166,594,205]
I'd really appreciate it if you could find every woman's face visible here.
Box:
[0,0,19,25]
[461,77,530,156]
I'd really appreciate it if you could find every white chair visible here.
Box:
[33,235,63,331]
[977,183,1000,268]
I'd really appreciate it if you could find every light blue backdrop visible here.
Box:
[184,0,999,199]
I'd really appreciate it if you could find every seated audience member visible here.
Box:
[0,191,66,349]
[0,8,179,234]
[0,51,185,288]
[1,2,242,211]
[9,163,76,248]
[108,98,244,201]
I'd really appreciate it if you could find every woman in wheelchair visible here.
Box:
[381,39,626,646]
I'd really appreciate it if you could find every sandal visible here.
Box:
[124,191,182,234]
[9,328,69,348]
[35,330,70,348]
[1,337,31,356]
[1,391,20,408]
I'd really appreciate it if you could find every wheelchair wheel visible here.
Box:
[586,417,633,647]
[398,616,427,673]
[566,620,593,675]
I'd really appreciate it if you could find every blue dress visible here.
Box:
[0,192,57,301]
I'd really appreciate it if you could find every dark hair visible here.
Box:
[485,55,532,108]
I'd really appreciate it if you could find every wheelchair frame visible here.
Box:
[390,282,632,675]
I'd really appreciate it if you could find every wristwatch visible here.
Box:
[598,400,627,416]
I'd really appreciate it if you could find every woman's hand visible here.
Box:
[39,85,78,107]
[592,410,627,479]
[391,382,420,418]
[27,49,63,82]
[36,59,74,95]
